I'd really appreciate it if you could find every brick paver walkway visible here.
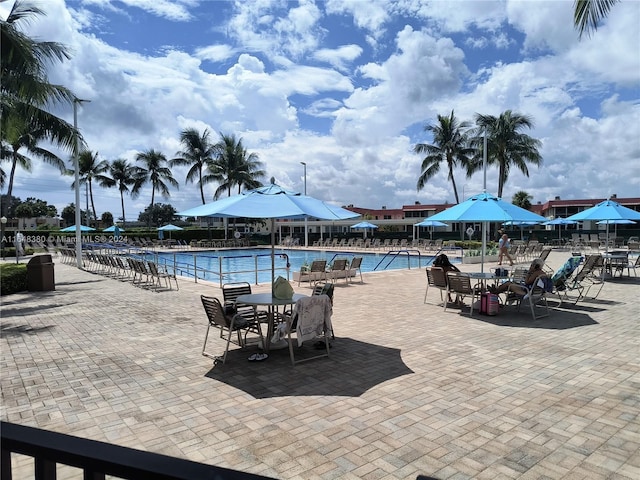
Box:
[1,250,639,479]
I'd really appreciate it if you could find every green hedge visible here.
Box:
[1,247,35,258]
[0,263,28,296]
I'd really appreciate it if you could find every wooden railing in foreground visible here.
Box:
[1,421,275,480]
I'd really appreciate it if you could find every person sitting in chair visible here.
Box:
[433,253,461,303]
[490,259,547,296]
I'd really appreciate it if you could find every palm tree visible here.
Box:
[1,1,76,153]
[99,159,145,228]
[471,110,542,198]
[574,0,620,38]
[512,190,533,210]
[414,110,473,204]
[170,128,217,204]
[136,149,179,224]
[207,133,265,199]
[1,115,65,202]
[70,150,111,225]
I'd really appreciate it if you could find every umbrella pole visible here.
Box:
[481,222,486,273]
[271,218,276,285]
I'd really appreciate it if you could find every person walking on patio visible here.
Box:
[498,233,514,266]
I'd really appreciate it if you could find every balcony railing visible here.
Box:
[1,421,275,480]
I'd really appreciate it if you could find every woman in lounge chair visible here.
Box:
[490,258,547,296]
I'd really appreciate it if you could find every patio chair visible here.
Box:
[349,257,364,283]
[147,261,179,291]
[279,295,332,366]
[537,248,554,274]
[328,259,349,284]
[297,260,327,286]
[222,282,268,327]
[445,272,477,316]
[312,282,335,338]
[424,267,448,305]
[626,255,640,276]
[201,295,265,364]
[503,276,551,320]
[555,254,604,303]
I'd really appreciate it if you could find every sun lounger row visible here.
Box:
[189,239,248,248]
[80,251,179,291]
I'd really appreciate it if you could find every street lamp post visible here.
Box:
[300,161,308,247]
[1,216,6,260]
[73,98,90,269]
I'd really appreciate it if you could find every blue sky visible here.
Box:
[2,0,639,222]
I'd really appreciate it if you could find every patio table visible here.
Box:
[236,292,307,352]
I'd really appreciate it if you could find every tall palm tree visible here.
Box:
[170,128,217,204]
[1,115,65,202]
[70,150,111,225]
[136,149,179,218]
[99,159,145,228]
[1,0,76,152]
[574,0,620,38]
[414,110,473,204]
[471,111,542,198]
[207,133,265,199]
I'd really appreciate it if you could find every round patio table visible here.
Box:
[236,293,307,352]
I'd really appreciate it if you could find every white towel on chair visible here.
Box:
[293,295,332,346]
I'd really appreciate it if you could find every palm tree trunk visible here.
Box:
[498,161,506,197]
[150,187,155,229]
[89,179,97,225]
[198,172,205,204]
[6,152,18,202]
[120,193,126,229]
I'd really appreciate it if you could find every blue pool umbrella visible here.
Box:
[428,193,547,223]
[177,182,359,283]
[351,221,378,229]
[502,220,541,240]
[351,221,378,238]
[566,199,640,222]
[414,219,447,240]
[178,183,359,221]
[158,224,183,241]
[542,217,577,240]
[567,199,640,252]
[103,225,125,233]
[414,219,448,228]
[428,192,546,271]
[60,225,95,232]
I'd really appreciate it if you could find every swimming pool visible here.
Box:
[151,248,432,286]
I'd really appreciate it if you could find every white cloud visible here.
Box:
[82,0,196,22]
[312,44,363,72]
[195,44,236,63]
[4,0,639,221]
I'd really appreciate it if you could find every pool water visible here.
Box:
[153,248,432,285]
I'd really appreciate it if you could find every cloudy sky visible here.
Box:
[3,0,639,221]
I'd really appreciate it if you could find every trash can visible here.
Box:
[27,254,55,292]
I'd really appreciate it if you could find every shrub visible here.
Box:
[0,263,28,295]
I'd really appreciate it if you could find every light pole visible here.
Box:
[300,161,308,247]
[73,98,90,269]
[1,216,6,260]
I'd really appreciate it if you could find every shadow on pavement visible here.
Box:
[1,322,55,336]
[205,337,414,398]
[468,308,598,329]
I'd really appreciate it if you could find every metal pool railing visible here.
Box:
[373,249,424,271]
[149,252,291,288]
